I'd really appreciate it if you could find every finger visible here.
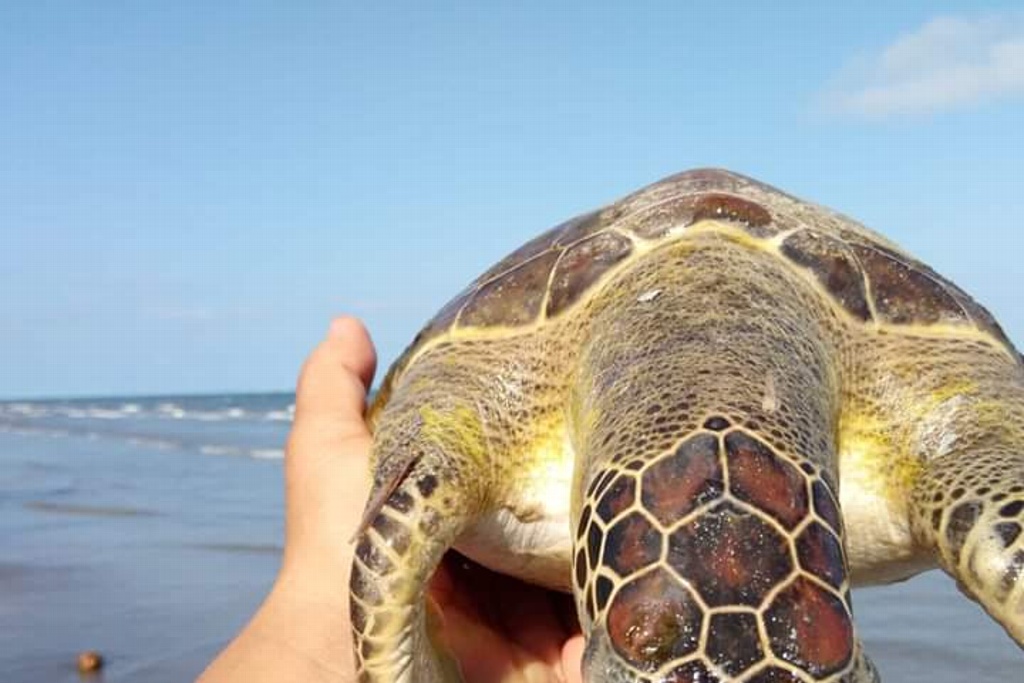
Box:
[441,604,556,683]
[281,319,377,587]
[284,317,376,528]
[439,607,522,683]
[327,316,377,389]
[431,555,568,682]
[292,316,377,448]
[561,635,585,683]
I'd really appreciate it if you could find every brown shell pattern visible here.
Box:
[406,168,1013,352]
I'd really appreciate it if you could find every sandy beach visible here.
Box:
[1,396,288,683]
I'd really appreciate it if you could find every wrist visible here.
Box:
[198,576,355,683]
[262,574,354,659]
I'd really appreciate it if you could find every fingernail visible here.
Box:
[328,318,348,339]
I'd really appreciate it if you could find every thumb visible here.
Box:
[283,317,377,578]
[294,317,376,430]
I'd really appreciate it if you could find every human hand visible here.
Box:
[201,317,584,682]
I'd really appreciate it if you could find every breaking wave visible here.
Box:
[0,393,292,461]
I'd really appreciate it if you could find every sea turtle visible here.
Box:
[350,169,1024,682]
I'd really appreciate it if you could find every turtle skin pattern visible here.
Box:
[352,169,1024,683]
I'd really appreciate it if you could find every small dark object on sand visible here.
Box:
[77,650,103,673]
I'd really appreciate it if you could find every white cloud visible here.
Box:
[821,13,1024,119]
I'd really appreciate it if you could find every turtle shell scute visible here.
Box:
[603,510,663,577]
[459,249,560,327]
[667,503,793,607]
[475,223,564,284]
[553,209,607,247]
[764,577,853,677]
[623,168,758,203]
[780,230,872,321]
[849,242,968,326]
[688,192,772,229]
[606,568,704,671]
[866,241,1013,346]
[706,611,765,676]
[595,472,638,523]
[795,521,847,589]
[547,232,633,316]
[641,433,725,525]
[617,191,777,240]
[724,431,810,530]
[428,208,629,331]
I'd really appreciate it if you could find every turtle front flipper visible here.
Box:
[895,345,1024,647]
[350,453,471,683]
[571,240,879,682]
[910,449,1024,646]
[351,388,492,683]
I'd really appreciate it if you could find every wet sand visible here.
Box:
[1,431,284,683]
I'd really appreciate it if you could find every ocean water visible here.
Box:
[0,393,1020,681]
[0,394,292,683]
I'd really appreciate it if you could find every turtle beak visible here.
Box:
[580,628,642,683]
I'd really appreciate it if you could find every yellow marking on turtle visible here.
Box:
[837,403,924,583]
[838,396,938,501]
[677,219,770,249]
[419,403,489,468]
[518,423,576,521]
[454,416,577,590]
[837,380,992,583]
[839,382,983,499]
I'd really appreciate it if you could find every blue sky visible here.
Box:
[2,2,1022,399]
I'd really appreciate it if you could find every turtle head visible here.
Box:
[581,629,652,683]
[574,428,858,681]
